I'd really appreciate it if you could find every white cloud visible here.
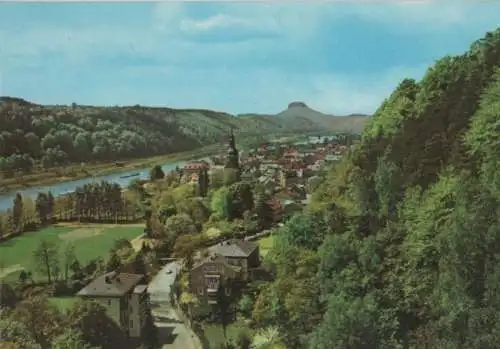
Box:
[153,3,330,42]
[180,14,256,32]
[0,2,489,67]
[1,1,497,115]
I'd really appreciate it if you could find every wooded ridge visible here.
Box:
[250,27,500,349]
[0,97,367,175]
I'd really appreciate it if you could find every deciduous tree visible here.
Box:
[33,239,59,283]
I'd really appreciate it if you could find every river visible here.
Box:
[0,160,189,212]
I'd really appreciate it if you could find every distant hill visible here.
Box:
[0,97,369,172]
[238,101,369,134]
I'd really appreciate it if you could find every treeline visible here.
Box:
[0,181,141,241]
[247,28,500,349]
[0,96,366,177]
[0,102,198,177]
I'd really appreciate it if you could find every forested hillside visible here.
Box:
[0,98,367,176]
[251,28,500,348]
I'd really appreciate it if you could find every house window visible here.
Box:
[225,287,230,296]
[130,319,133,328]
[198,288,204,295]
[107,299,112,306]
[205,277,219,290]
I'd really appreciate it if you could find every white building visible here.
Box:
[77,271,149,339]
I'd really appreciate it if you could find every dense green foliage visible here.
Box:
[251,28,500,349]
[0,98,367,176]
[0,296,131,349]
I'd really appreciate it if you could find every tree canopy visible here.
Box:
[251,27,500,349]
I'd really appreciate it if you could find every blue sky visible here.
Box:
[0,1,499,115]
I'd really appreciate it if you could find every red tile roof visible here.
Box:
[184,162,209,170]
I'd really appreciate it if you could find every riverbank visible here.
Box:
[0,144,223,193]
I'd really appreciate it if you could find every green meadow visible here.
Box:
[0,224,143,282]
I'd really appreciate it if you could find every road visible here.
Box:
[146,230,275,349]
[148,261,202,349]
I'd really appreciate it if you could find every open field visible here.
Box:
[0,223,144,281]
[0,144,223,192]
[257,235,275,257]
[49,296,77,312]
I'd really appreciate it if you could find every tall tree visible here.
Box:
[35,192,49,226]
[254,191,274,229]
[62,242,77,282]
[216,281,232,339]
[105,251,122,272]
[149,164,165,180]
[33,239,59,283]
[10,296,64,348]
[12,193,23,234]
[0,281,19,308]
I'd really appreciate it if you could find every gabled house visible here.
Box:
[190,254,240,305]
[189,239,260,305]
[76,272,149,339]
[207,239,260,281]
[183,161,210,175]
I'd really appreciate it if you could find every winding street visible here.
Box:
[146,229,274,349]
[148,261,202,349]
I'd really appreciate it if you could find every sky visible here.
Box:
[0,1,499,115]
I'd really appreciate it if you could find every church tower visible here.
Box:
[224,128,241,181]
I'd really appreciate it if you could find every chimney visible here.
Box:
[105,271,116,284]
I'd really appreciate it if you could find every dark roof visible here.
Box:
[208,239,258,258]
[133,285,148,294]
[192,253,241,273]
[77,272,144,297]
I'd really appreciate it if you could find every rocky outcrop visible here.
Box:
[287,101,308,109]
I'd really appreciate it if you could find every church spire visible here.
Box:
[225,128,240,174]
[229,128,236,150]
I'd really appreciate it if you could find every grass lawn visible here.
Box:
[258,235,275,257]
[0,224,144,282]
[204,321,252,349]
[49,296,77,312]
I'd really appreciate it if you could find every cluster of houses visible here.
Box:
[206,134,357,218]
[73,133,357,342]
[74,238,261,342]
